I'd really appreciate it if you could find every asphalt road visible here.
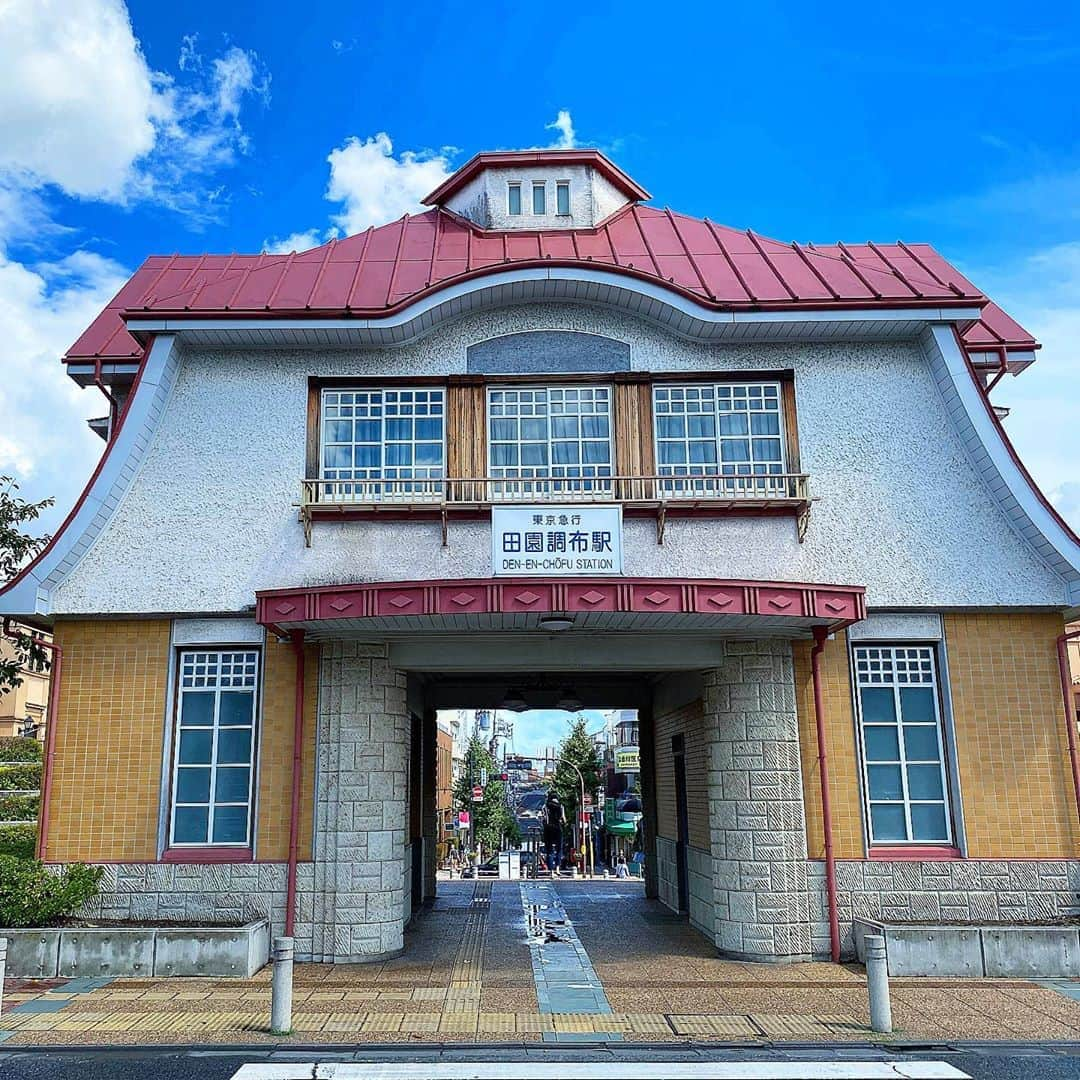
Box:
[0,1043,1078,1080]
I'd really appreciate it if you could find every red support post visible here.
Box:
[284,629,306,937]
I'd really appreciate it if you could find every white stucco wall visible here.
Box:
[51,302,1068,614]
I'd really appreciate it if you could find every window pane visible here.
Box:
[323,445,351,471]
[180,693,214,727]
[910,803,949,841]
[173,805,209,844]
[658,416,686,438]
[659,442,687,465]
[552,416,579,439]
[900,686,936,723]
[556,182,570,215]
[718,413,748,436]
[219,690,254,727]
[508,184,522,215]
[217,727,252,765]
[751,413,780,436]
[860,687,896,724]
[532,184,545,214]
[325,420,352,443]
[176,768,211,803]
[582,442,610,464]
[903,725,940,760]
[870,803,906,841]
[752,438,783,462]
[720,440,750,462]
[867,764,903,800]
[864,726,899,761]
[215,767,250,803]
[689,441,717,465]
[521,418,546,441]
[688,414,716,438]
[552,442,578,465]
[178,729,212,764]
[212,805,249,844]
[491,419,516,441]
[521,443,546,466]
[907,764,944,800]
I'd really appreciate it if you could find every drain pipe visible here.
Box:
[2,618,62,861]
[284,629,306,937]
[1056,628,1080,831]
[811,625,841,962]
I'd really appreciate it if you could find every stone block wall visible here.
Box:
[687,845,715,938]
[705,640,812,962]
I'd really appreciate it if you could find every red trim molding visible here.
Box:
[868,845,962,861]
[161,847,254,864]
[256,575,866,628]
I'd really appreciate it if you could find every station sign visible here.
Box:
[615,748,640,771]
[491,505,623,577]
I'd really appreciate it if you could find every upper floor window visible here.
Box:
[556,181,571,216]
[321,388,445,497]
[488,386,612,493]
[853,644,953,846]
[532,182,546,215]
[653,382,786,495]
[170,649,259,847]
[508,182,522,216]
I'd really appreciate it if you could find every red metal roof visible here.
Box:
[63,204,1038,364]
[422,149,652,205]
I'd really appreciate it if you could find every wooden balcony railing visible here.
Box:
[299,472,812,546]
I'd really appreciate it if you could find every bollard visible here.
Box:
[0,937,6,1016]
[865,934,892,1034]
[270,935,294,1035]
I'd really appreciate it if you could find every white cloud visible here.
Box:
[977,241,1080,531]
[0,249,129,533]
[545,110,577,149]
[0,0,269,223]
[326,133,453,235]
[262,229,326,254]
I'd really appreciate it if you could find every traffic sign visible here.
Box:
[472,784,483,802]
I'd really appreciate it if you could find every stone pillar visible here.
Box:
[705,640,812,962]
[637,704,660,900]
[311,641,409,962]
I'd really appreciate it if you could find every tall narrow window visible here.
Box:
[532,182,546,215]
[853,644,953,845]
[508,182,522,216]
[653,382,786,497]
[556,181,570,216]
[488,386,612,496]
[321,388,445,501]
[170,650,259,847]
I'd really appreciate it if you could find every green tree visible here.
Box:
[552,716,603,825]
[452,735,520,854]
[0,478,53,696]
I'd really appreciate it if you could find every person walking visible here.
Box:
[542,792,566,875]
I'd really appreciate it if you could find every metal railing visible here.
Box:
[301,472,810,509]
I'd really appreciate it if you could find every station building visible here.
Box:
[3,148,1079,962]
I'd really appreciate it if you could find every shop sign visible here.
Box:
[491,505,622,577]
[458,811,470,827]
[615,748,640,771]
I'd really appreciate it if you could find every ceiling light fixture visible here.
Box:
[501,687,529,712]
[556,687,583,712]
[538,615,574,632]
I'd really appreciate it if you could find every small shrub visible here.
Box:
[0,794,38,822]
[0,737,42,764]
[0,763,42,792]
[0,856,103,927]
[0,824,36,860]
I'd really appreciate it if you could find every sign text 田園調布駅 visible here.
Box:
[491,505,623,576]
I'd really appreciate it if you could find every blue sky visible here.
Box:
[1,0,1078,536]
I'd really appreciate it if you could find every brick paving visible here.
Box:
[2,880,1078,1046]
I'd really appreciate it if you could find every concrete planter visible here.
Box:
[1,919,269,978]
[853,917,1080,977]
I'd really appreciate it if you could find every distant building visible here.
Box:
[0,627,50,741]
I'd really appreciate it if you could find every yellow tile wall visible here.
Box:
[653,699,710,850]
[48,619,171,862]
[256,637,318,860]
[944,611,1078,857]
[794,633,866,859]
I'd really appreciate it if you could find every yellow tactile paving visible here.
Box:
[362,1013,405,1032]
[513,1013,555,1032]
[478,1012,517,1032]
[670,1014,758,1036]
[619,1012,672,1034]
[438,1011,479,1032]
[399,1014,442,1032]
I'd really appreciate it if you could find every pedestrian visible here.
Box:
[542,792,565,874]
[615,855,629,878]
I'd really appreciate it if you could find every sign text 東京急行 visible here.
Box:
[491,505,623,577]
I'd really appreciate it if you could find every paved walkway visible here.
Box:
[2,881,1079,1045]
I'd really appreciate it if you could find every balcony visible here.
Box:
[298,472,812,547]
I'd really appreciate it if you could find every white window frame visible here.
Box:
[169,648,260,849]
[852,643,954,847]
[556,180,571,216]
[319,386,446,502]
[532,181,546,215]
[486,384,614,499]
[652,381,788,497]
[507,181,522,216]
